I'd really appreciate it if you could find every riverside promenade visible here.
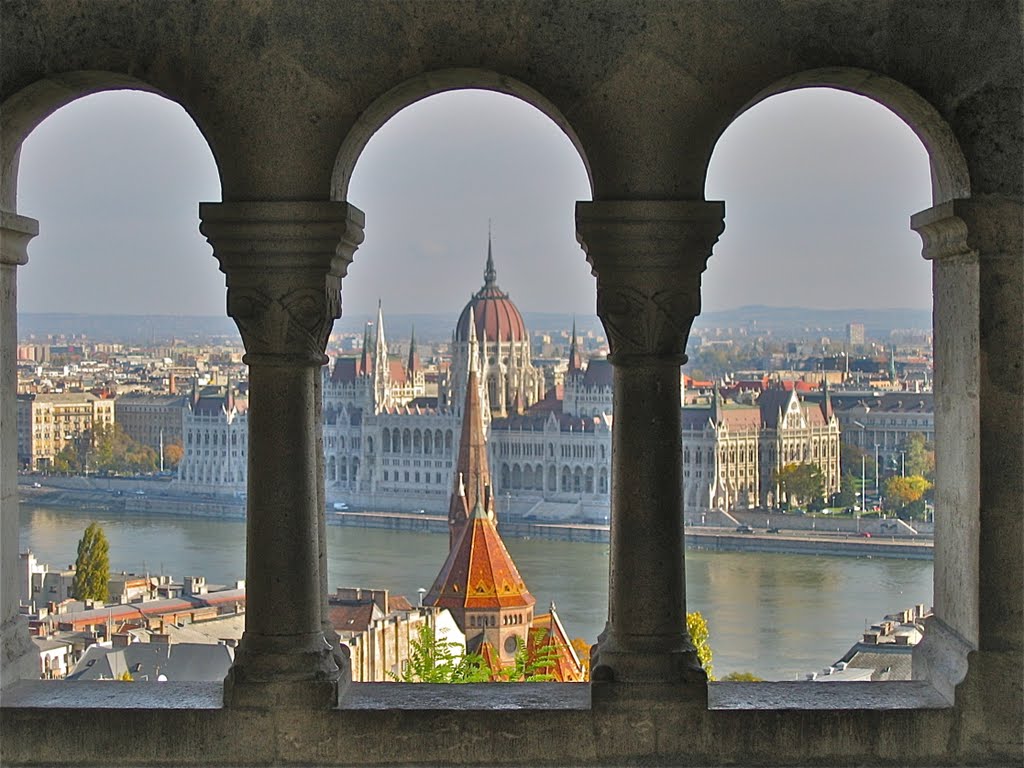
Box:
[19,478,933,560]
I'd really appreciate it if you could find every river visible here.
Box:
[19,503,933,681]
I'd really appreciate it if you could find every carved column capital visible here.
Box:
[912,196,1023,261]
[0,211,39,266]
[576,201,724,365]
[200,201,365,367]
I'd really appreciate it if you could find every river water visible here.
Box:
[19,503,932,681]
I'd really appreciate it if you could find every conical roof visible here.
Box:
[424,495,536,611]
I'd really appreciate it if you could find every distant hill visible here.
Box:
[19,305,930,346]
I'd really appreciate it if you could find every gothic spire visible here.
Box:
[407,325,422,375]
[448,328,492,550]
[484,222,497,287]
[567,317,584,374]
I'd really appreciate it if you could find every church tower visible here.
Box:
[424,330,536,665]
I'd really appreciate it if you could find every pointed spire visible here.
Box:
[375,299,387,362]
[407,325,422,375]
[711,384,724,424]
[821,377,834,420]
[447,333,492,550]
[484,222,497,287]
[567,317,584,374]
[359,322,373,375]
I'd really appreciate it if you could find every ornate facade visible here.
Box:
[174,385,247,494]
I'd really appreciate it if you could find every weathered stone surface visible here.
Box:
[1,1,1022,764]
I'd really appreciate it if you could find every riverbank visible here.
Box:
[19,480,932,560]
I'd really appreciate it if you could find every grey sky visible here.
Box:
[16,87,931,320]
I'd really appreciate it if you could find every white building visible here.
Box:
[174,384,247,495]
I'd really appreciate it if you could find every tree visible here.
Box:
[835,472,858,508]
[720,671,764,682]
[163,440,184,469]
[885,475,932,518]
[840,442,875,481]
[687,611,713,681]
[391,625,489,683]
[903,433,935,480]
[774,463,825,507]
[497,633,560,682]
[72,522,110,601]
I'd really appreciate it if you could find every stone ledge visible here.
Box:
[2,678,949,713]
[708,680,951,710]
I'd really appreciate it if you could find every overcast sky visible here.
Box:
[16,87,932,320]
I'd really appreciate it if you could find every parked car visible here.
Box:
[859,531,873,538]
[766,527,781,534]
[735,525,754,534]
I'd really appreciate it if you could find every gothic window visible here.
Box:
[599,468,608,495]
[501,464,511,489]
[573,466,583,494]
[522,464,533,489]
[585,466,594,494]
[402,429,411,453]
[383,430,391,453]
[548,466,557,492]
[445,430,453,453]
[512,464,522,489]
[413,430,422,453]
[327,456,336,482]
[424,431,432,454]
[561,466,571,493]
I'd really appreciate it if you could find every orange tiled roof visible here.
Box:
[424,499,536,611]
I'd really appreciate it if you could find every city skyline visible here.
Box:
[15,88,931,319]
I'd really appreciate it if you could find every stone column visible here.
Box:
[912,197,1022,753]
[577,200,723,698]
[200,201,364,708]
[0,212,39,688]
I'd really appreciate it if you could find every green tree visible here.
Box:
[774,463,825,507]
[72,522,110,601]
[903,433,935,480]
[391,625,489,683]
[497,633,560,682]
[840,442,876,481]
[835,472,858,507]
[687,611,713,681]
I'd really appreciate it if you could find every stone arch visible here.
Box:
[1,72,223,211]
[424,430,433,455]
[713,68,969,205]
[413,429,422,453]
[331,69,594,202]
[382,429,391,453]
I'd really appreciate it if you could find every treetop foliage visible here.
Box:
[72,522,110,602]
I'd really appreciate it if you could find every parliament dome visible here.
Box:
[455,239,528,344]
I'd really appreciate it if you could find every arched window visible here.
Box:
[522,464,533,490]
[599,468,608,495]
[413,429,421,453]
[561,467,571,493]
[327,456,336,482]
[501,464,511,489]
[445,430,453,453]
[573,466,583,493]
[512,464,522,490]
[548,466,557,492]
[402,429,411,453]
[585,466,594,494]
[367,436,374,454]
[424,430,433,455]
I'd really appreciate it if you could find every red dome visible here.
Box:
[455,237,528,343]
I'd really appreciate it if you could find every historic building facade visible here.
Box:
[16,392,115,470]
[174,385,247,494]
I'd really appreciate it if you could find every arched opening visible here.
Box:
[691,79,966,681]
[321,84,600,681]
[9,86,237,651]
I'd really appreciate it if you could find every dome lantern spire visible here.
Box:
[484,221,497,287]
